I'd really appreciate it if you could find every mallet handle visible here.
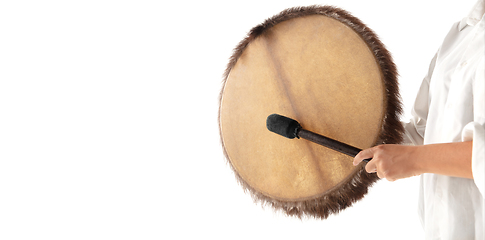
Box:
[298,129,371,162]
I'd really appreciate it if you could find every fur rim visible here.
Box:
[218,5,404,219]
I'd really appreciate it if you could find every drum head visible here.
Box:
[219,6,403,219]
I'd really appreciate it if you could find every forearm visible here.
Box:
[415,141,473,179]
[353,141,473,181]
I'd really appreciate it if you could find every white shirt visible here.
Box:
[403,0,485,239]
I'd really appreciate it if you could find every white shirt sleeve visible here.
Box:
[462,57,485,197]
[402,53,438,146]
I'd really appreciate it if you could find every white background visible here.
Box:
[0,0,477,239]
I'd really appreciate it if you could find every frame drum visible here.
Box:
[219,6,403,219]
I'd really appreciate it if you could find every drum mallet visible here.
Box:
[266,113,371,163]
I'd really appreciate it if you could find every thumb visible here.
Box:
[353,147,375,166]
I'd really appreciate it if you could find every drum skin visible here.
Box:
[219,5,404,219]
